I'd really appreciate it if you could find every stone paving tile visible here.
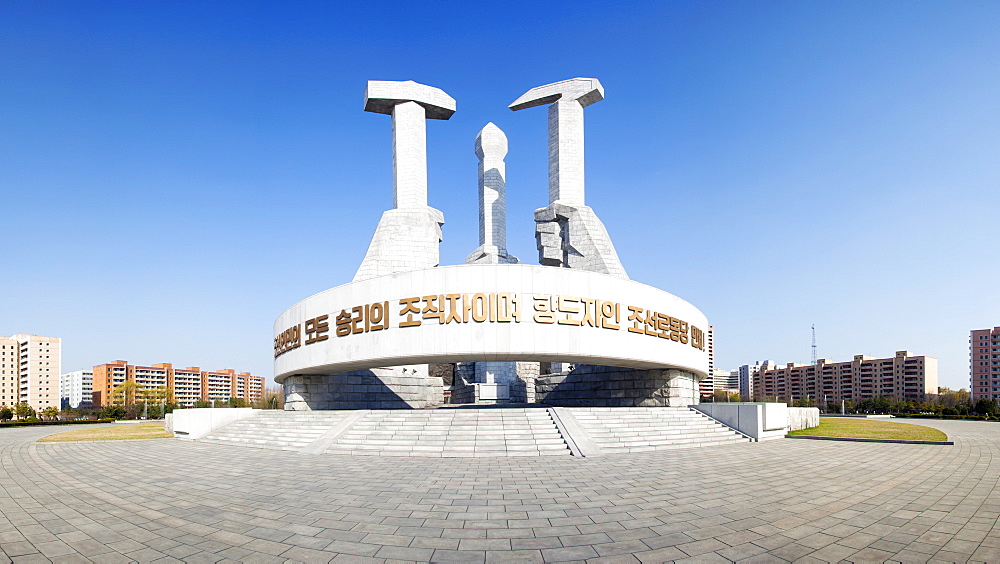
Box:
[2,418,999,561]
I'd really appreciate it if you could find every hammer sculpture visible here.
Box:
[364,80,456,209]
[509,78,604,207]
[353,81,455,282]
[509,78,627,279]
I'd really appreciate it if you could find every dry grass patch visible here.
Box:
[38,422,172,443]
[789,417,947,441]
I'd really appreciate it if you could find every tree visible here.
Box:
[0,406,12,422]
[227,397,247,408]
[98,405,126,419]
[141,385,173,406]
[974,398,998,416]
[110,380,140,406]
[710,390,740,403]
[935,387,971,408]
[14,403,35,420]
[41,406,59,421]
[254,386,284,410]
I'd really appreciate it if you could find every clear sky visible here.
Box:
[2,1,998,389]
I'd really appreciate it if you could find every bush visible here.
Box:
[98,405,127,420]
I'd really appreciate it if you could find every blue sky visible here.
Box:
[2,1,998,389]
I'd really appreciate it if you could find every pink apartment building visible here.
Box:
[971,327,1000,402]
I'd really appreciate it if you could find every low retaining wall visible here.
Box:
[171,407,258,440]
[788,407,821,431]
[692,403,789,440]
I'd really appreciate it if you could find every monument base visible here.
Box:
[534,365,700,407]
[284,367,444,410]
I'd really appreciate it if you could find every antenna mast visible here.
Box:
[811,324,817,365]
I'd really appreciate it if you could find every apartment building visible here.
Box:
[0,334,61,411]
[971,327,1000,402]
[738,360,779,399]
[753,351,937,403]
[60,369,94,409]
[707,326,716,374]
[0,337,17,406]
[699,368,739,399]
[92,360,264,407]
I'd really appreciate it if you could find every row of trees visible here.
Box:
[705,387,997,417]
[1,385,284,422]
[0,403,61,422]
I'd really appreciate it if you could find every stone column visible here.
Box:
[391,101,428,209]
[467,123,517,265]
[548,99,585,206]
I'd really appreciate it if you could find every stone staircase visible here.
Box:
[196,407,751,456]
[199,410,349,451]
[567,407,751,453]
[324,408,571,457]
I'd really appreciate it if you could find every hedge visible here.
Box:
[0,419,116,428]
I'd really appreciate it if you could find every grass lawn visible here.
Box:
[788,417,947,441]
[38,422,172,443]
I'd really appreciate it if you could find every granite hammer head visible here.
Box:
[364,80,456,119]
[508,77,604,111]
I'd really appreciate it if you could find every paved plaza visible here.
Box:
[1,419,998,563]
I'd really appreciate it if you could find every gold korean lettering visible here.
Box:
[304,315,330,344]
[399,297,422,327]
[533,294,556,324]
[556,295,582,326]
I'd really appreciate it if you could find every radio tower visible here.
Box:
[811,324,817,365]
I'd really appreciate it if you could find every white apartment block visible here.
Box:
[739,360,780,399]
[0,334,62,411]
[699,368,739,398]
[60,369,93,409]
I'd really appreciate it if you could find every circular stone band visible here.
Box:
[274,264,708,382]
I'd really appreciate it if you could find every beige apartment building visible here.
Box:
[92,360,264,407]
[0,334,62,411]
[753,350,937,403]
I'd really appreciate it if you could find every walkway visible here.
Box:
[0,419,997,562]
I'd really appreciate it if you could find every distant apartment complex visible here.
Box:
[971,327,1000,402]
[753,351,937,402]
[738,360,779,399]
[92,360,264,407]
[0,334,62,411]
[699,368,739,399]
[60,369,94,409]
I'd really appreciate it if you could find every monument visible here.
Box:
[275,78,708,410]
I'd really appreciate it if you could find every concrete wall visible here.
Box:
[171,407,257,440]
[284,369,443,410]
[535,366,699,407]
[692,403,790,441]
[788,407,820,431]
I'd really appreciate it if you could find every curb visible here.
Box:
[786,435,953,445]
